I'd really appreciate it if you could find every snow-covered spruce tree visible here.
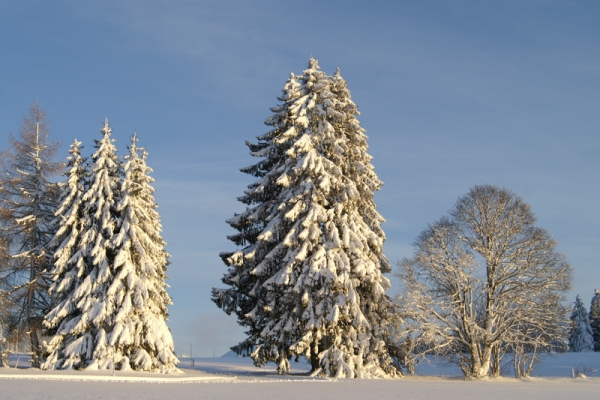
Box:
[41,119,121,370]
[212,71,305,360]
[43,123,178,373]
[214,59,396,378]
[42,139,88,369]
[568,295,594,352]
[107,133,178,372]
[590,290,600,352]
[0,102,62,367]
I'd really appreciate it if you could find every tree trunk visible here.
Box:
[277,352,290,374]
[310,349,319,372]
[310,339,320,373]
[491,344,501,376]
[29,328,41,369]
[27,266,41,369]
[474,345,492,378]
[469,340,492,378]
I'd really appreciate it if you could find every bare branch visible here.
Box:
[395,185,572,378]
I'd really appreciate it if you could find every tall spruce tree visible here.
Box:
[568,295,594,352]
[43,139,89,369]
[0,102,62,367]
[213,59,395,378]
[589,289,600,352]
[212,71,305,359]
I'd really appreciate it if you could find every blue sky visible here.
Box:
[1,1,599,357]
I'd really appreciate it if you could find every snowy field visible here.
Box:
[1,353,599,399]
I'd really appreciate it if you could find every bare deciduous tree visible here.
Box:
[0,238,10,366]
[396,185,572,378]
[0,102,62,367]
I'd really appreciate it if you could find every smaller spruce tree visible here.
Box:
[43,139,89,369]
[44,123,178,373]
[43,120,121,370]
[109,133,178,372]
[568,295,594,352]
[589,289,600,352]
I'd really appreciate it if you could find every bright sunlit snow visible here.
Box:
[2,353,599,399]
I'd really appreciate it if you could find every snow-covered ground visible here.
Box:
[1,353,599,399]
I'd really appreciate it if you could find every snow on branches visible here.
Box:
[396,185,572,378]
[213,58,396,378]
[568,295,594,352]
[43,121,178,373]
[590,290,600,352]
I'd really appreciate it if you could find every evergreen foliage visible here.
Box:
[109,134,178,372]
[43,122,178,372]
[590,290,600,352]
[213,59,396,378]
[43,139,88,369]
[212,71,303,358]
[43,120,121,369]
[568,295,594,352]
